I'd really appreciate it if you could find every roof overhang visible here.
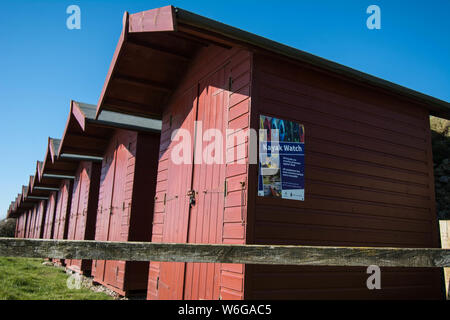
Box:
[34,160,59,190]
[58,100,161,158]
[28,170,52,198]
[37,138,77,185]
[13,192,35,217]
[96,5,450,119]
[21,184,41,207]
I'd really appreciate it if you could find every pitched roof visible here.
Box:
[96,5,450,119]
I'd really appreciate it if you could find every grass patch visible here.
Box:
[0,257,113,300]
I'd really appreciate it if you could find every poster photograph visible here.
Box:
[258,115,305,201]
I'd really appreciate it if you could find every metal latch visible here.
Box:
[187,190,196,207]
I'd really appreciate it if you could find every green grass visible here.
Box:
[0,257,113,300]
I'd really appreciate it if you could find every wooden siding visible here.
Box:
[52,179,73,265]
[43,192,58,239]
[66,161,101,274]
[16,214,26,238]
[245,54,443,299]
[92,129,159,295]
[221,50,252,300]
[148,45,252,300]
[23,210,30,238]
[35,200,47,239]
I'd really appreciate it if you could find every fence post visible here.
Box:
[440,220,450,299]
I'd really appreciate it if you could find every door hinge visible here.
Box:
[224,180,228,197]
[228,76,233,91]
[156,276,159,290]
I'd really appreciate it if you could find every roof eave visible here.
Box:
[95,5,450,119]
[174,7,450,118]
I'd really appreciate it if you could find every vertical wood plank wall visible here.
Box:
[147,45,252,300]
[93,129,138,292]
[66,161,101,274]
[93,129,159,294]
[43,192,58,239]
[28,207,36,238]
[36,200,47,238]
[23,210,30,238]
[52,179,73,265]
[15,214,22,238]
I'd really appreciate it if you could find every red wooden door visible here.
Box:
[57,180,71,240]
[35,203,40,238]
[184,67,227,300]
[23,211,29,238]
[31,208,36,238]
[54,188,64,239]
[43,192,57,239]
[75,165,89,240]
[158,85,198,300]
[26,210,32,238]
[68,164,87,269]
[104,136,129,289]
[158,66,227,300]
[30,207,37,238]
[68,172,82,242]
[93,141,117,282]
[36,201,46,238]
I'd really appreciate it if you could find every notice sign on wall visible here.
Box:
[258,115,305,201]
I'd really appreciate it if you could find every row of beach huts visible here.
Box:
[6,5,450,299]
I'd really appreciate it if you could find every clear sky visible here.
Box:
[0,0,449,219]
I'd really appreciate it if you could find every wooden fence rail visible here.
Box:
[1,238,450,268]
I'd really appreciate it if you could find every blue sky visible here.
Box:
[0,0,449,219]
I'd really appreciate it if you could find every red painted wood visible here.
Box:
[243,53,443,300]
[35,200,47,239]
[128,6,175,33]
[92,129,159,295]
[91,7,444,299]
[43,192,58,239]
[15,214,25,238]
[149,45,250,300]
[29,207,36,238]
[23,210,29,238]
[155,85,197,300]
[66,161,101,275]
[183,66,227,300]
[52,179,73,265]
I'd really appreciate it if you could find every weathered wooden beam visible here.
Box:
[0,238,449,267]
